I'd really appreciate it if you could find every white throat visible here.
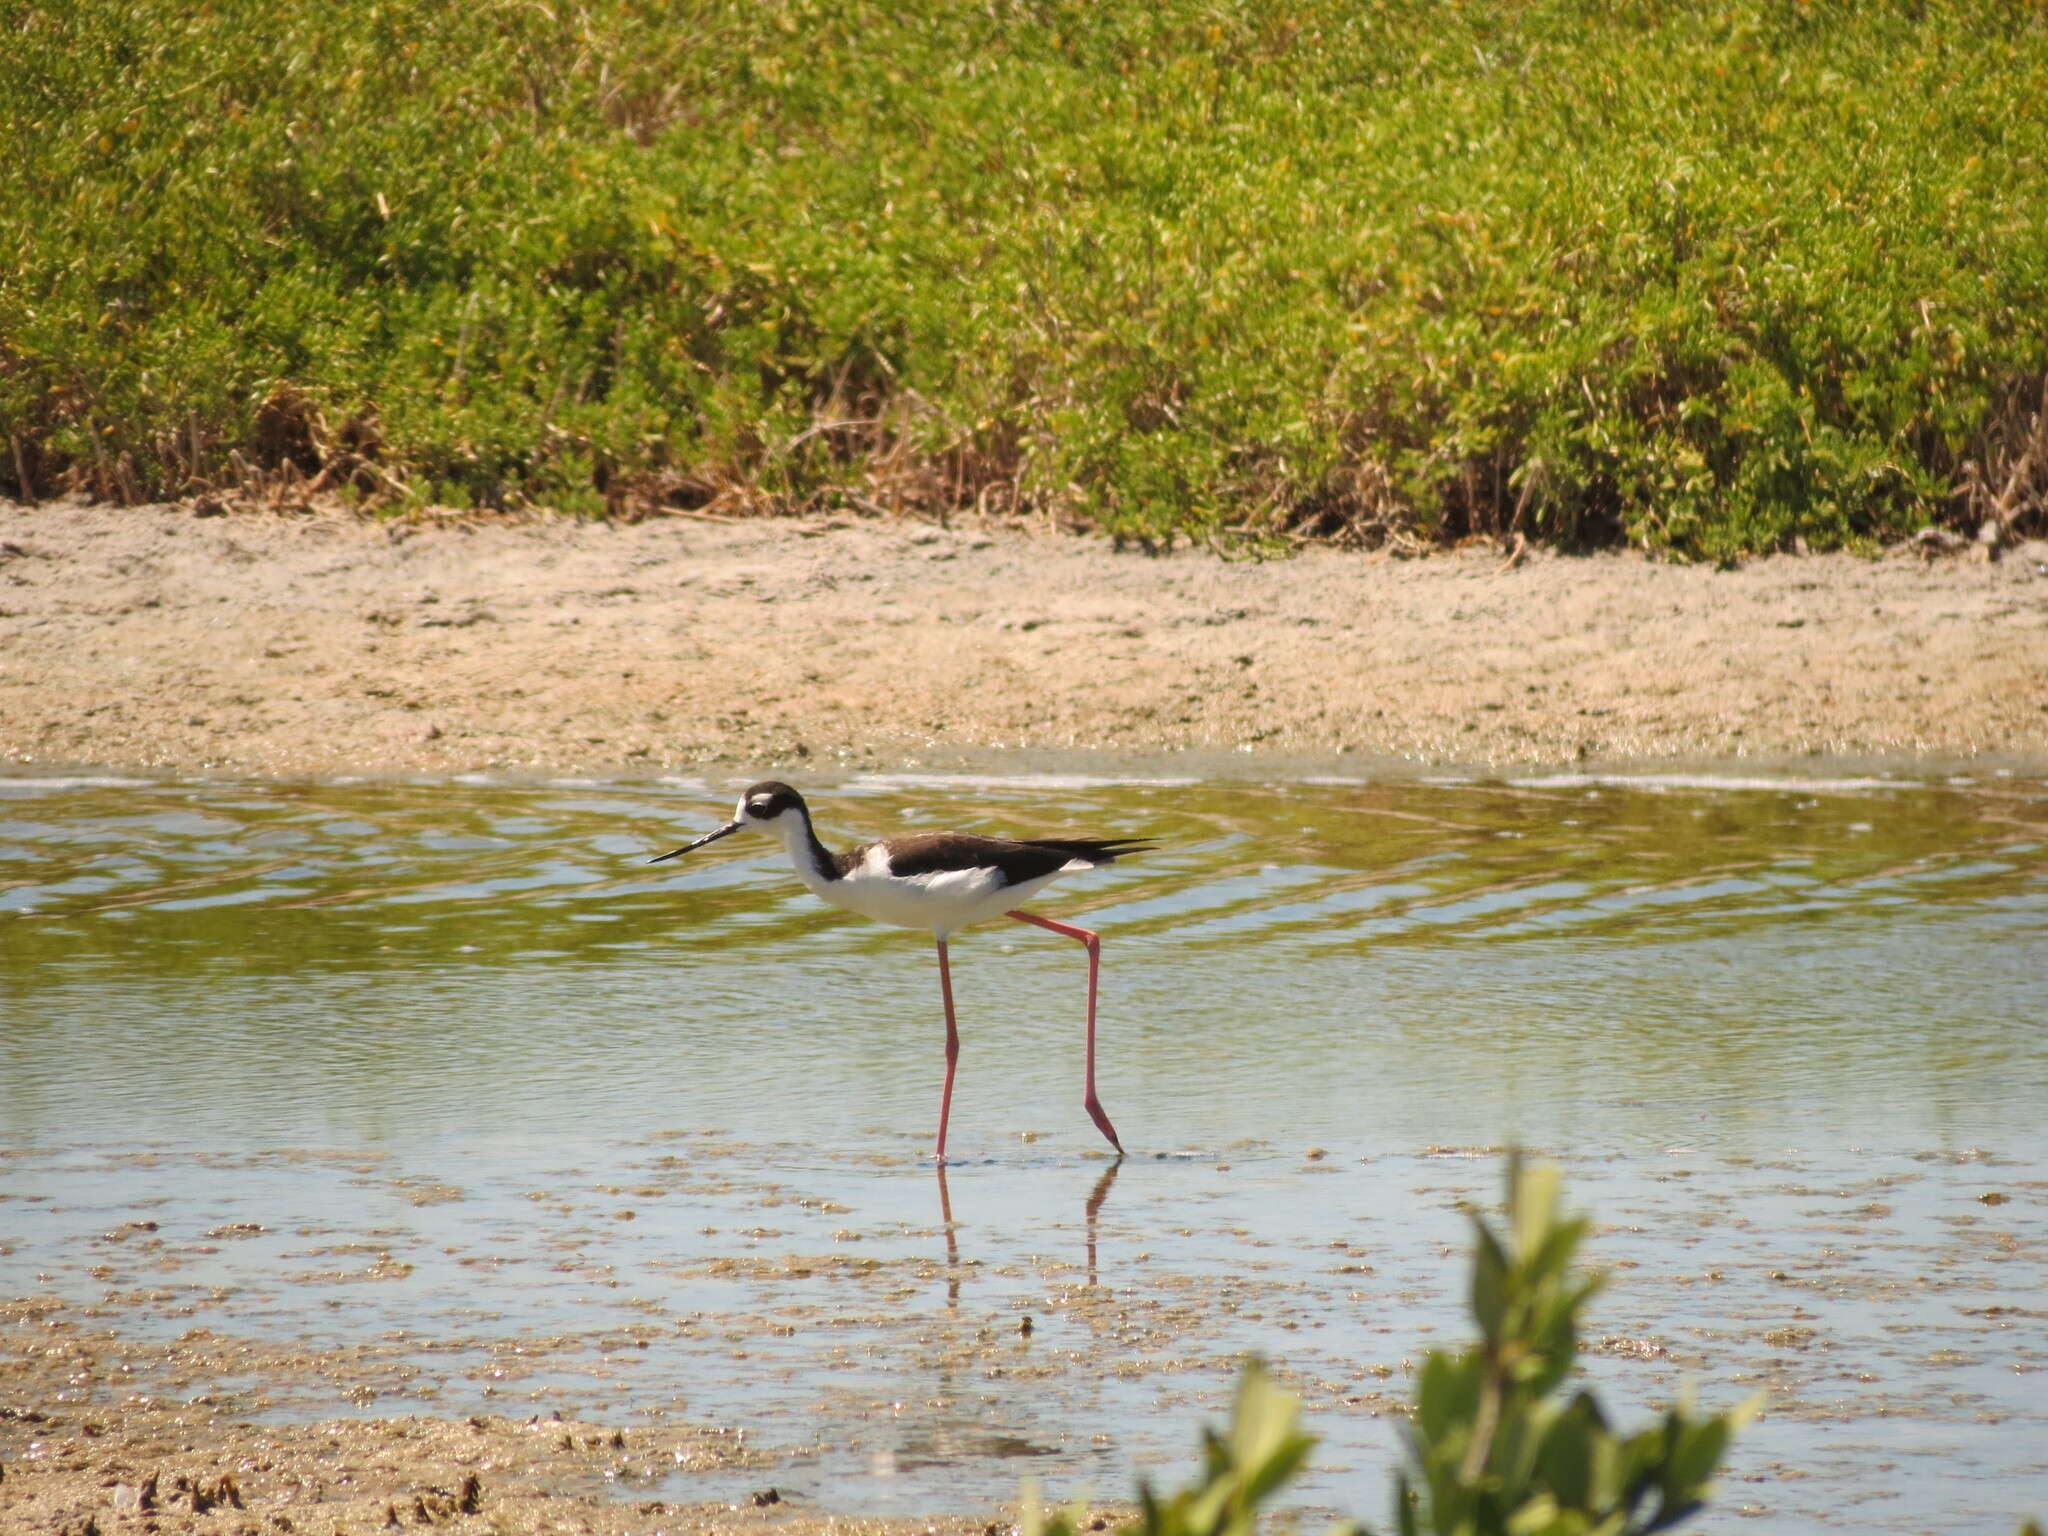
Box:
[765,808,834,891]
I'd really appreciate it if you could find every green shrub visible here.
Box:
[5,1,2046,554]
[1025,1361,1318,1536]
[1032,1158,1752,1536]
[1028,1159,2040,1533]
[1380,1158,1753,1535]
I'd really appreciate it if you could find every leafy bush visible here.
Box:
[1029,1159,2041,1533]
[1027,1362,1317,1536]
[1032,1158,1752,1536]
[5,1,2047,554]
[1383,1158,1751,1535]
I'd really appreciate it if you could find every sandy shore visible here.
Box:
[0,1345,1029,1536]
[3,500,2045,778]
[0,1360,869,1536]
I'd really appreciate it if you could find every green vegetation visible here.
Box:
[5,0,2047,554]
[1030,1159,1754,1536]
[1377,1159,1750,1535]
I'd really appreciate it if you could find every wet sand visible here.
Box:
[0,1369,811,1536]
[4,1139,2043,1536]
[0,1145,1108,1536]
[3,499,2046,777]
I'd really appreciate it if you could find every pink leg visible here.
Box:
[934,938,960,1163]
[1007,910,1124,1154]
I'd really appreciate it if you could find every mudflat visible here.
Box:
[3,500,2045,777]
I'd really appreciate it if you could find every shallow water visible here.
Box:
[3,769,2045,1529]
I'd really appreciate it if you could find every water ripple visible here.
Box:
[2,770,2043,1155]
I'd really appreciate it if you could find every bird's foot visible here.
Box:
[1085,1096,1124,1155]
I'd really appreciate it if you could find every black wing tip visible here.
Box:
[1040,836,1158,865]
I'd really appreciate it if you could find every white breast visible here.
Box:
[821,843,1077,936]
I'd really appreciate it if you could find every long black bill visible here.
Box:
[648,820,742,863]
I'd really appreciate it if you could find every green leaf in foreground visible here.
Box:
[1029,1156,1772,1536]
[1024,1359,1353,1536]
[1377,1155,1757,1536]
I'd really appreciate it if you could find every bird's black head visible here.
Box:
[736,781,807,824]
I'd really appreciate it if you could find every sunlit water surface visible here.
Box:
[3,769,2044,1530]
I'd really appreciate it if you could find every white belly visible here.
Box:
[817,856,1073,936]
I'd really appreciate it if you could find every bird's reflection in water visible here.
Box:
[935,1161,962,1304]
[930,1157,1125,1303]
[1084,1158,1121,1288]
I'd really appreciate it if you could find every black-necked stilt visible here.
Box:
[650,782,1149,1161]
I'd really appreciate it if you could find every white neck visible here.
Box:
[771,810,837,890]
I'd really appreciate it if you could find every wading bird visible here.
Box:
[650,782,1148,1161]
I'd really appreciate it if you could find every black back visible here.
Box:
[853,832,1154,886]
